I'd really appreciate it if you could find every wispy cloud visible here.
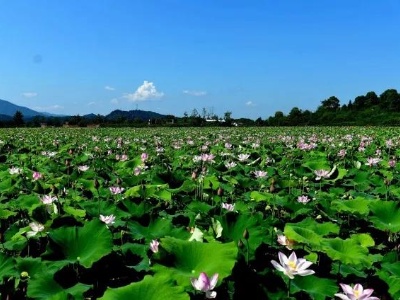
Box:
[124,81,164,102]
[183,90,207,96]
[22,92,38,98]
[246,101,256,107]
[34,105,64,112]
[105,85,115,91]
[110,98,119,104]
[88,101,96,106]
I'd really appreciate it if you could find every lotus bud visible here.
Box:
[243,228,249,240]
[65,159,70,166]
[192,171,197,180]
[238,239,244,248]
[69,149,74,155]
[217,187,223,196]
[94,178,100,189]
[116,178,122,185]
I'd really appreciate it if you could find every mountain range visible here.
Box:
[0,98,167,121]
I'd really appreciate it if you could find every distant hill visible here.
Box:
[0,99,45,117]
[106,109,167,121]
[0,114,12,121]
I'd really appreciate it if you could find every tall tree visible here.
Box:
[320,96,340,111]
[13,110,24,126]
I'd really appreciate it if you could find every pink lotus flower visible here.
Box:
[32,171,43,181]
[40,195,58,205]
[191,272,218,299]
[254,170,267,178]
[149,239,159,253]
[141,152,148,162]
[237,153,250,162]
[314,169,330,180]
[99,214,115,226]
[277,234,294,250]
[271,251,315,279]
[221,203,235,212]
[297,195,310,204]
[389,159,396,168]
[366,157,381,167]
[335,283,379,300]
[109,186,124,195]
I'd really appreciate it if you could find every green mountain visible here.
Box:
[0,99,45,117]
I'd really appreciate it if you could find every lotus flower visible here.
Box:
[271,251,315,279]
[366,157,381,167]
[335,283,379,300]
[149,239,159,253]
[109,186,124,195]
[277,234,295,250]
[254,170,267,178]
[26,222,45,238]
[99,214,115,226]
[32,171,43,180]
[141,152,149,162]
[314,169,330,180]
[191,272,218,299]
[78,165,90,172]
[297,195,310,204]
[40,195,58,205]
[221,203,235,212]
[9,167,21,175]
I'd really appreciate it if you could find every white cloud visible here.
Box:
[105,85,115,91]
[246,101,256,107]
[34,105,64,112]
[110,98,119,104]
[22,92,38,98]
[124,81,164,102]
[88,101,96,106]
[183,90,207,96]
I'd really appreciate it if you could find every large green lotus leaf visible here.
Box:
[322,238,371,266]
[217,212,268,256]
[46,219,113,268]
[377,262,400,299]
[250,191,274,202]
[27,272,90,300]
[15,257,45,278]
[302,159,330,171]
[291,276,338,300]
[284,218,339,248]
[369,200,400,233]
[152,237,237,287]
[0,253,17,281]
[11,194,42,214]
[331,197,371,215]
[120,199,152,217]
[128,218,189,241]
[350,233,375,248]
[0,208,17,219]
[100,274,189,300]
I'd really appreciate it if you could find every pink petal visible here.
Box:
[209,273,218,290]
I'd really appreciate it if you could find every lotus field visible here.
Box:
[1,127,400,299]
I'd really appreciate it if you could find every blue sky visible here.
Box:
[1,1,399,119]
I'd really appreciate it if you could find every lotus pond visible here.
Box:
[0,127,399,299]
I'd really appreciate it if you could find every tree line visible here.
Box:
[265,88,400,126]
[1,88,399,127]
